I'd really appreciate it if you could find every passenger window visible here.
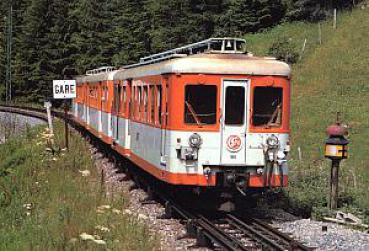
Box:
[184,85,217,125]
[130,86,135,118]
[144,86,148,122]
[122,86,126,114]
[252,87,283,127]
[157,85,162,125]
[115,85,121,112]
[150,86,155,123]
[225,86,245,125]
[137,86,142,118]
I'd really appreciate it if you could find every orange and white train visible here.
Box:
[72,38,291,197]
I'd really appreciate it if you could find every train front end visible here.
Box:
[163,45,291,198]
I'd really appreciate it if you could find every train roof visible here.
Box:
[114,53,291,80]
[75,70,118,84]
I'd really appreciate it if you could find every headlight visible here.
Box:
[277,151,285,160]
[189,133,202,148]
[266,135,279,148]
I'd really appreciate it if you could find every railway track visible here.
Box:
[0,104,314,251]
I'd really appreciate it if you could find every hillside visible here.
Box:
[246,8,369,214]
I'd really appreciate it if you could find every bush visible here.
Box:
[267,36,299,64]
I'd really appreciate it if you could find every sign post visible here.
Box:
[53,80,76,150]
[44,101,54,147]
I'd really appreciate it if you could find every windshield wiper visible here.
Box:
[266,103,282,128]
[185,101,202,126]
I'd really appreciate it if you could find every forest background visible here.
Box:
[0,0,359,102]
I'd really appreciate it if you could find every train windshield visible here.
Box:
[184,85,217,125]
[252,87,283,128]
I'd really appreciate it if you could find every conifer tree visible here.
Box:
[17,0,53,100]
[110,0,150,66]
[216,0,285,36]
[70,0,114,74]
[145,0,195,53]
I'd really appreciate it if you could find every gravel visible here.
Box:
[85,137,369,251]
[273,218,369,251]
[89,146,210,251]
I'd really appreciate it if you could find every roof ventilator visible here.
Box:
[123,37,247,69]
[86,66,115,76]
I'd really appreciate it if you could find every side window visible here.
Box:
[150,85,155,123]
[252,87,283,127]
[137,86,142,119]
[184,85,217,125]
[144,85,149,122]
[130,86,135,118]
[157,85,162,125]
[113,85,118,112]
[122,85,127,114]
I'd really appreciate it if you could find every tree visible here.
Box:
[70,0,114,74]
[216,0,285,36]
[110,0,150,66]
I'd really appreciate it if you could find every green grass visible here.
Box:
[0,123,158,250]
[246,9,369,219]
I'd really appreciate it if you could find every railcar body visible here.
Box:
[72,39,291,197]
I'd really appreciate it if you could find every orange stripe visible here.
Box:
[72,115,288,188]
[248,174,288,187]
[112,143,131,157]
[128,152,216,186]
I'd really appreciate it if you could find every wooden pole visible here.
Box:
[318,23,322,45]
[333,9,337,29]
[44,101,54,147]
[299,38,307,61]
[330,160,340,210]
[64,100,69,150]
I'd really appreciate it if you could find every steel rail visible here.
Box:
[0,106,48,122]
[227,214,312,251]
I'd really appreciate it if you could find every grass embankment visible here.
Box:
[246,8,369,219]
[0,122,157,250]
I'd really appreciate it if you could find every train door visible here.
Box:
[158,79,168,168]
[112,83,121,141]
[220,80,248,165]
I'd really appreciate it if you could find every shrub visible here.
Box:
[267,36,299,64]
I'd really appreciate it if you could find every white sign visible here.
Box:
[53,80,76,99]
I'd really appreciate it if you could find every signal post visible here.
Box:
[324,121,349,210]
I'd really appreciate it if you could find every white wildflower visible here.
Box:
[138,213,148,221]
[97,205,111,210]
[79,170,91,177]
[96,209,105,214]
[95,225,110,232]
[79,233,95,241]
[112,208,121,214]
[23,203,32,210]
[93,239,106,245]
[123,209,132,215]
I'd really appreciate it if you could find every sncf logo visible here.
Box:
[226,135,242,152]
